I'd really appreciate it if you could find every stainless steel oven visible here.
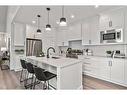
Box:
[100,29,123,43]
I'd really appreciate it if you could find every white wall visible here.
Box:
[26,24,58,55]
[6,6,20,70]
[0,6,7,32]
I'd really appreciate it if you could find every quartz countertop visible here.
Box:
[78,55,127,60]
[26,56,83,68]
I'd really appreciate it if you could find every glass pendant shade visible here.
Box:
[37,15,41,33]
[46,24,51,31]
[60,17,67,26]
[37,29,41,32]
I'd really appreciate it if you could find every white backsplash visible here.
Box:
[84,44,127,57]
[58,43,127,57]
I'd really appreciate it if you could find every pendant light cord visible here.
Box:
[47,8,50,24]
[37,15,40,29]
[62,6,64,17]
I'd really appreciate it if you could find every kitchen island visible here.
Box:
[26,56,83,90]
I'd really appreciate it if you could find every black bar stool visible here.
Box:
[33,66,57,89]
[20,59,27,83]
[25,62,35,89]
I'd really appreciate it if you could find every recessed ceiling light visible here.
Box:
[71,14,75,18]
[95,5,99,8]
[32,20,36,24]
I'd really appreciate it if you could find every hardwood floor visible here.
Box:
[83,75,127,89]
[0,69,127,89]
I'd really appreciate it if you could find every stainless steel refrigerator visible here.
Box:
[26,38,42,56]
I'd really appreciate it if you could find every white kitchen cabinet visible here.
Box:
[26,25,42,39]
[90,16,100,45]
[110,59,124,84]
[125,60,127,85]
[83,56,125,86]
[82,20,91,45]
[68,24,81,41]
[124,8,127,44]
[99,8,124,31]
[82,16,100,45]
[14,23,25,46]
[57,29,68,46]
[83,57,100,78]
[99,59,111,80]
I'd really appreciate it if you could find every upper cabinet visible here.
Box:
[57,29,69,46]
[99,8,124,31]
[68,24,82,41]
[26,25,42,39]
[13,22,25,46]
[82,16,100,45]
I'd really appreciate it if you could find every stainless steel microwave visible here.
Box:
[100,29,123,43]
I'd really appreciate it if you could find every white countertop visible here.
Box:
[78,55,127,60]
[26,56,83,68]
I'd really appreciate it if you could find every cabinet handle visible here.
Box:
[110,61,112,66]
[109,21,112,27]
[108,61,110,66]
[89,40,91,44]
[62,42,64,46]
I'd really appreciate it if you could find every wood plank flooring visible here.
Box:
[0,69,127,89]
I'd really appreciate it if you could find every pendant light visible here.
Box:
[45,8,51,31]
[59,6,67,26]
[37,14,41,33]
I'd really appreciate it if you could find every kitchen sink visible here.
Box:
[52,56,60,59]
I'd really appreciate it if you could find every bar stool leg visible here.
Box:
[20,69,23,82]
[33,77,36,89]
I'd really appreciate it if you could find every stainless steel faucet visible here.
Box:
[47,47,55,58]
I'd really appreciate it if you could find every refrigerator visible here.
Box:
[26,38,42,56]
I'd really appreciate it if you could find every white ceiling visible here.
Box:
[14,6,123,28]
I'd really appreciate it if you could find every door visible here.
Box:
[109,8,124,29]
[99,13,110,31]
[110,59,124,83]
[82,20,91,45]
[99,59,111,80]
[57,29,68,46]
[68,24,81,41]
[90,16,100,45]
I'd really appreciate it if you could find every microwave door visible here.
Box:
[103,33,116,43]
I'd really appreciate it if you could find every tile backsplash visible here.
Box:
[84,44,127,57]
[59,40,127,57]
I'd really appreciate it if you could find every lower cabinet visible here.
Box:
[99,59,111,80]
[83,57,125,86]
[110,59,124,84]
[125,60,127,85]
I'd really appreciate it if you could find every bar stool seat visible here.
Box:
[44,71,56,80]
[20,59,27,83]
[33,66,57,89]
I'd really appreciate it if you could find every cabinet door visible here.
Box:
[123,8,127,44]
[14,23,25,46]
[125,60,127,85]
[82,21,91,45]
[109,8,124,29]
[110,59,124,83]
[99,14,110,31]
[68,24,81,40]
[26,25,35,38]
[57,30,68,46]
[99,59,110,80]
[90,16,100,45]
